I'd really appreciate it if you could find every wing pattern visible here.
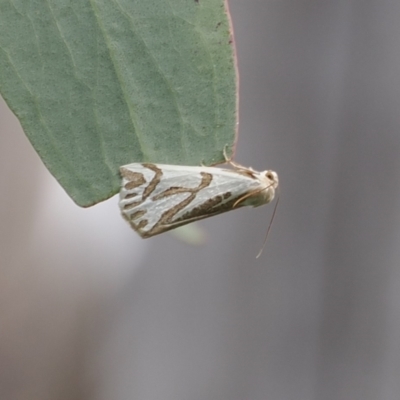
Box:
[119,163,277,237]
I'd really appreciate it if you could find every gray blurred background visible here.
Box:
[2,1,400,399]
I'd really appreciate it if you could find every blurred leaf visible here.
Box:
[0,0,237,206]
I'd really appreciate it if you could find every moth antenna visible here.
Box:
[256,188,280,259]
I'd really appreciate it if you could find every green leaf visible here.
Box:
[0,0,237,206]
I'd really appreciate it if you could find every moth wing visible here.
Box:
[119,164,262,237]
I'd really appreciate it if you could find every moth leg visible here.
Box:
[201,145,234,167]
[223,145,244,168]
[201,145,254,171]
[222,146,257,172]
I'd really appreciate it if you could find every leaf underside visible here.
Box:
[0,0,237,206]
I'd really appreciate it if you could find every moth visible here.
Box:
[119,157,279,249]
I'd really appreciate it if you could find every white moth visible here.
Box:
[119,158,279,242]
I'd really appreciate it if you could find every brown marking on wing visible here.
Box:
[179,192,246,222]
[136,219,148,229]
[235,169,257,178]
[142,163,163,199]
[147,172,213,236]
[123,201,143,210]
[121,168,146,190]
[129,209,147,221]
[129,217,149,237]
[125,192,138,199]
[152,186,196,200]
[181,195,224,220]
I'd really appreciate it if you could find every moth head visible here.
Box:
[264,170,279,189]
[234,170,279,208]
[255,170,279,206]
